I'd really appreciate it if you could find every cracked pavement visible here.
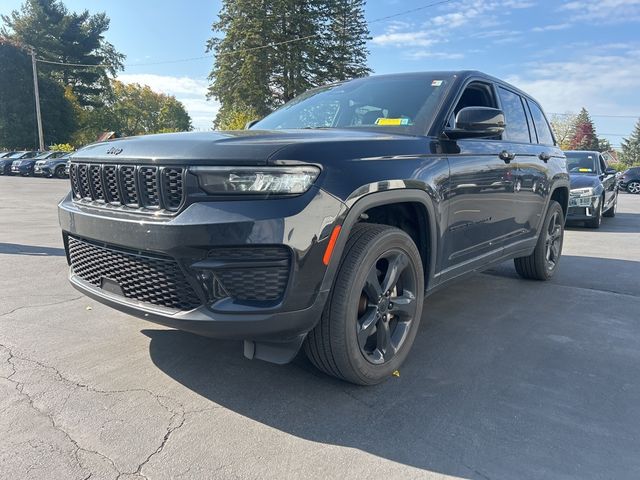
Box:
[1,176,640,480]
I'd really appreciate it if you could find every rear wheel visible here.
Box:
[304,223,424,385]
[627,181,640,194]
[514,200,564,281]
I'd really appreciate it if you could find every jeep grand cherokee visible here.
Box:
[59,71,569,385]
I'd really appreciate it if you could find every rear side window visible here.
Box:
[527,100,555,146]
[497,87,530,143]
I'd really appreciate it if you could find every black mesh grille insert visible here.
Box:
[68,236,201,310]
[69,163,185,213]
[104,166,120,202]
[207,247,290,301]
[162,168,184,210]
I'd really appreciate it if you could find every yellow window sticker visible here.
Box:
[578,168,592,172]
[375,118,411,126]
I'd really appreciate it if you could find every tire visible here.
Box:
[55,165,66,179]
[514,200,564,281]
[603,192,617,217]
[586,196,603,228]
[627,181,640,195]
[304,223,425,385]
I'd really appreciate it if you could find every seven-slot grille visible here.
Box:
[69,163,185,212]
[68,236,201,310]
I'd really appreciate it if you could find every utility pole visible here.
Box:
[30,47,45,151]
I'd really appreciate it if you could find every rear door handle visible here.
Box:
[499,150,516,163]
[539,152,551,162]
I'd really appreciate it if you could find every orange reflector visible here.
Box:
[322,225,342,266]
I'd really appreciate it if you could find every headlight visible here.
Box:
[191,166,320,195]
[570,187,595,197]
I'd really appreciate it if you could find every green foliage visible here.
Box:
[619,119,640,166]
[49,142,74,152]
[207,0,370,128]
[217,106,260,130]
[1,0,125,107]
[0,41,76,149]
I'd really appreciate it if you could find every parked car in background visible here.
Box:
[619,166,640,194]
[7,151,40,176]
[566,150,618,228]
[11,151,48,176]
[34,152,70,178]
[60,71,569,385]
[64,157,70,177]
[0,152,19,175]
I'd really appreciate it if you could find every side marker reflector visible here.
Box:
[322,225,342,266]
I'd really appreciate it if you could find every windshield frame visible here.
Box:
[251,73,455,137]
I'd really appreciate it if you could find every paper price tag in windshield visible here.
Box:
[431,80,443,87]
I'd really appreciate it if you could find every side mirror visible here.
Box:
[244,119,259,130]
[444,107,506,140]
[604,167,617,176]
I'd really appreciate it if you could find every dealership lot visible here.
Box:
[1,176,639,480]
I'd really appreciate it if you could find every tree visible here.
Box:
[0,40,75,149]
[206,0,370,127]
[550,113,576,150]
[319,0,371,83]
[2,0,125,107]
[569,108,600,151]
[620,119,640,166]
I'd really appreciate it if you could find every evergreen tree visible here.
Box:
[620,119,640,166]
[0,40,75,149]
[2,0,125,107]
[320,0,371,83]
[206,0,370,127]
[569,108,600,151]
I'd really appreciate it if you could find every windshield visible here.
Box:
[252,74,452,135]
[566,152,598,174]
[9,152,26,159]
[34,152,53,159]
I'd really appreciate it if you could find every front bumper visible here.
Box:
[34,165,53,176]
[59,186,346,342]
[567,195,600,220]
[11,165,31,175]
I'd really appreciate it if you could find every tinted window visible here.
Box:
[497,87,530,143]
[566,152,597,174]
[528,101,554,145]
[253,74,453,135]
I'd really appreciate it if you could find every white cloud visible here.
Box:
[117,73,218,130]
[405,51,465,60]
[505,47,640,115]
[531,23,571,32]
[559,0,640,23]
[370,0,535,57]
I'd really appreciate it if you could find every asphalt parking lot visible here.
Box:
[1,176,639,480]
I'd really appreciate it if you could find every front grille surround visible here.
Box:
[69,162,186,214]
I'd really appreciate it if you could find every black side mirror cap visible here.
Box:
[444,107,506,140]
[604,167,617,175]
[245,119,260,130]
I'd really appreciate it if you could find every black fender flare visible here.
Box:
[319,189,439,295]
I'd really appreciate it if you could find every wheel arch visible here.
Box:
[320,189,438,295]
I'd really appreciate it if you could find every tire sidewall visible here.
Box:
[332,228,424,384]
[538,201,564,279]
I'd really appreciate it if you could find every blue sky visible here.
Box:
[2,0,640,145]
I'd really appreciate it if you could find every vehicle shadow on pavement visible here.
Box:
[566,211,640,233]
[142,256,640,479]
[0,242,66,256]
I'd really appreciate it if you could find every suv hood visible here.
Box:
[71,129,427,165]
[570,174,600,189]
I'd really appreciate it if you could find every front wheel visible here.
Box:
[514,200,564,281]
[603,192,617,218]
[586,197,603,228]
[55,165,66,179]
[304,223,424,385]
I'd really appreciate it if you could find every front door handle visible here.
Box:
[539,152,551,162]
[499,150,516,163]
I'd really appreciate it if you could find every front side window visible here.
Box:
[497,87,530,143]
[566,152,597,174]
[252,74,453,135]
[527,101,555,146]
